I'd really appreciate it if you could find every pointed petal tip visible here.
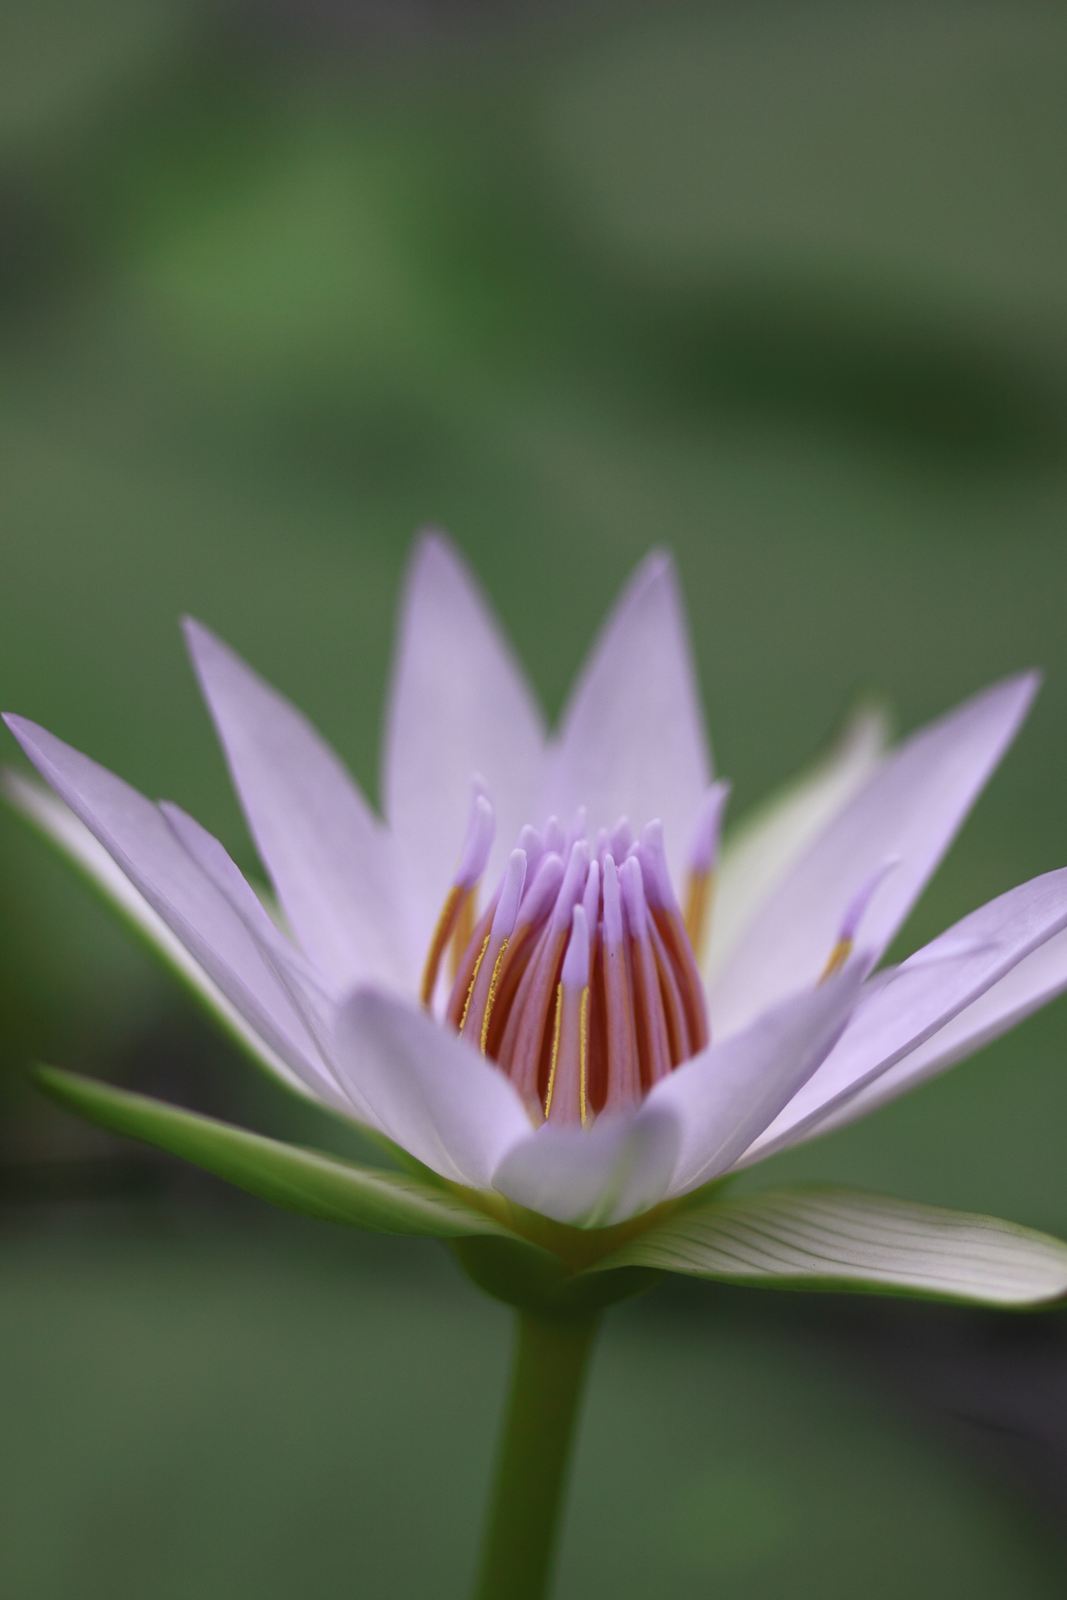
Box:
[578,550,681,638]
[413,522,451,545]
[983,668,1042,715]
[1000,666,1041,697]
[181,614,232,666]
[180,612,206,643]
[3,712,49,757]
[630,547,678,599]
[950,669,1042,747]
[1017,667,1043,703]
[181,617,247,690]
[410,525,462,578]
[838,695,893,750]
[402,530,511,648]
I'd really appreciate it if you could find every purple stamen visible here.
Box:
[601,854,625,948]
[492,849,528,940]
[561,903,591,990]
[517,851,565,925]
[437,801,711,1122]
[609,816,634,860]
[543,815,565,856]
[634,819,675,909]
[550,840,590,932]
[455,790,495,891]
[581,858,600,946]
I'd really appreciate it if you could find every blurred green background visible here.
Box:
[3,1,1067,1594]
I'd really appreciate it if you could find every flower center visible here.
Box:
[420,787,729,1127]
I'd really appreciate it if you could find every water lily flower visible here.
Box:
[6,533,1067,1600]
[5,532,1067,1298]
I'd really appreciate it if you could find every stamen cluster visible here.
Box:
[422,798,723,1126]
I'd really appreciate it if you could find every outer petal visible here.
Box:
[596,1187,1067,1307]
[548,553,711,881]
[4,717,327,1094]
[159,801,360,1117]
[333,988,532,1189]
[492,1107,681,1228]
[383,532,547,938]
[713,674,1038,1036]
[800,923,1067,1143]
[184,619,409,992]
[2,770,306,1095]
[648,959,868,1196]
[745,867,1067,1164]
[706,704,888,981]
[159,801,320,986]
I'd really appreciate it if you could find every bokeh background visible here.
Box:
[3,2,1067,1594]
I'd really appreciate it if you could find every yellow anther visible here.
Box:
[450,889,476,981]
[684,868,714,964]
[578,986,590,1128]
[543,983,591,1125]
[420,884,466,1007]
[543,982,565,1120]
[458,933,492,1032]
[819,937,853,983]
[480,936,510,1055]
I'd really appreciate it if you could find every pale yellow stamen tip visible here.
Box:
[684,868,715,964]
[819,936,853,983]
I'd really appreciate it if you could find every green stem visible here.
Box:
[473,1308,601,1600]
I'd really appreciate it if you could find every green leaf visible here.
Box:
[595,1186,1067,1307]
[34,1065,508,1241]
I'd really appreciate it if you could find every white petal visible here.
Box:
[184,619,409,991]
[333,988,532,1188]
[649,960,868,1195]
[2,769,306,1094]
[4,718,327,1090]
[383,532,547,939]
[548,553,711,881]
[706,703,888,981]
[713,674,1038,1036]
[597,1188,1067,1307]
[160,802,360,1116]
[492,1107,681,1227]
[801,928,1067,1144]
[745,867,1067,1164]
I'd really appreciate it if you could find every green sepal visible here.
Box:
[594,1184,1067,1308]
[34,1065,509,1241]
